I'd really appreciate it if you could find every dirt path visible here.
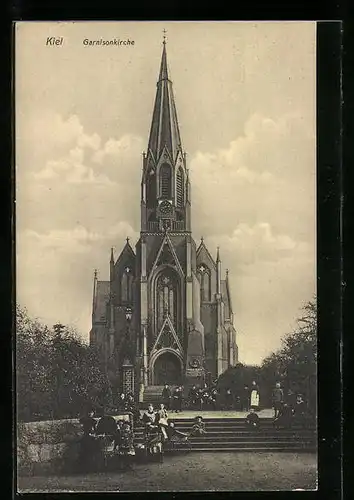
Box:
[18,452,317,492]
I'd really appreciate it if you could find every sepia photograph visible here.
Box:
[15,21,317,492]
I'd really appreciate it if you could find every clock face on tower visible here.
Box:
[159,200,172,216]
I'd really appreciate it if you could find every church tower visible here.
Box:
[90,38,238,400]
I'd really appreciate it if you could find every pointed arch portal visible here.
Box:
[152,350,182,386]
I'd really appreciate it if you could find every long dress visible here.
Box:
[250,389,260,409]
[156,409,169,440]
[142,411,162,456]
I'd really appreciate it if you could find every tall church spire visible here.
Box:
[147,39,183,162]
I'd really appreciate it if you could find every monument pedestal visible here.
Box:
[184,367,205,392]
[185,328,205,391]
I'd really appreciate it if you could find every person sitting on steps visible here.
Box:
[190,416,207,437]
[245,408,260,430]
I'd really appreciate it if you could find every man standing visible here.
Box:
[225,388,233,410]
[172,386,183,413]
[161,384,172,410]
[272,382,284,418]
[188,385,198,409]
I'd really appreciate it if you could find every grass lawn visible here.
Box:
[18,452,317,492]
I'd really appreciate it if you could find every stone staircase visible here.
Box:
[134,417,317,452]
[141,385,177,408]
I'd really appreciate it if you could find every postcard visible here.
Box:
[15,21,317,492]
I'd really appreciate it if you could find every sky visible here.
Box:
[15,21,316,365]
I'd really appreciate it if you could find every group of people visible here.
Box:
[78,409,135,470]
[117,392,140,423]
[161,385,184,412]
[244,383,309,430]
[160,381,262,412]
[271,383,309,428]
[142,403,207,444]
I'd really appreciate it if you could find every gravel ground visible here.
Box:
[18,452,317,492]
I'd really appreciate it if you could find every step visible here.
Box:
[134,429,317,438]
[134,434,316,442]
[163,446,317,453]
[134,434,315,442]
[134,422,316,434]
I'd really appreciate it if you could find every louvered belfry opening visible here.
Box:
[159,163,172,198]
[176,167,184,207]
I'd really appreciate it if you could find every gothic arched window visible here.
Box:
[147,169,156,208]
[156,270,178,330]
[198,264,211,302]
[159,163,172,199]
[176,167,184,207]
[121,267,133,303]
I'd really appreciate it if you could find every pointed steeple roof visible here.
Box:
[147,41,183,163]
[216,246,221,263]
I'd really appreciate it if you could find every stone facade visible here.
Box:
[90,41,238,397]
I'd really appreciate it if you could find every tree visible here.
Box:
[16,306,54,421]
[16,306,112,422]
[217,363,261,395]
[261,297,317,411]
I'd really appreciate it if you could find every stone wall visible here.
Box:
[17,415,131,476]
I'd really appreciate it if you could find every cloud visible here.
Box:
[93,135,144,165]
[17,111,315,364]
[190,112,315,244]
[206,222,310,268]
[19,226,102,254]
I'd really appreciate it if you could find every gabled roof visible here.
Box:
[147,43,183,163]
[151,314,183,354]
[150,232,185,277]
[196,239,216,270]
[114,240,136,270]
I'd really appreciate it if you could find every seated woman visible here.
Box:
[155,403,169,441]
[190,416,207,437]
[142,404,158,438]
[95,412,121,460]
[96,414,118,437]
[245,408,260,430]
[142,405,163,459]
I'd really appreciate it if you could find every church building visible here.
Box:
[90,40,238,401]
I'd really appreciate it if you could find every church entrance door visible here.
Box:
[153,351,182,386]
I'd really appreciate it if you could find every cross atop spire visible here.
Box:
[162,28,167,45]
[126,236,130,244]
